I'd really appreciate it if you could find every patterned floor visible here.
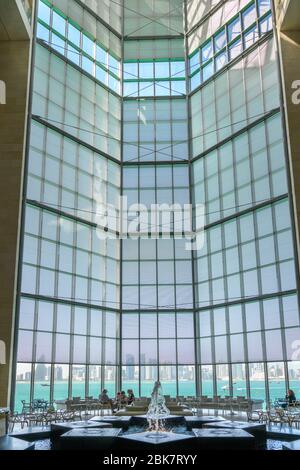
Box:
[32,437,291,451]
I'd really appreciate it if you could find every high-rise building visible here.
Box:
[0,0,300,412]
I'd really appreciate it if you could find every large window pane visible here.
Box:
[249,363,266,401]
[53,364,69,401]
[15,364,32,412]
[267,362,286,402]
[201,365,213,397]
[122,365,139,396]
[232,364,247,398]
[216,364,229,397]
[71,365,86,399]
[159,366,176,396]
[34,363,51,402]
[178,366,195,396]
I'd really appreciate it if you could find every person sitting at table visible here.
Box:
[113,391,127,411]
[286,389,296,405]
[114,392,122,410]
[127,389,135,405]
[120,391,128,405]
[99,389,112,405]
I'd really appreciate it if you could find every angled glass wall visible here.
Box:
[189,0,300,402]
[14,0,122,411]
[121,0,195,397]
[12,0,300,409]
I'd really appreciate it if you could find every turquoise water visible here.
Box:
[14,380,300,412]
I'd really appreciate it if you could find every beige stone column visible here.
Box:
[275,0,300,273]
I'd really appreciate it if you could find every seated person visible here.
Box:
[127,389,135,405]
[120,391,128,405]
[114,392,122,410]
[286,389,296,405]
[99,389,112,405]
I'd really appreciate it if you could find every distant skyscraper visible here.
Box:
[35,363,47,382]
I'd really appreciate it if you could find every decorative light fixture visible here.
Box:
[0,340,6,365]
[0,80,6,105]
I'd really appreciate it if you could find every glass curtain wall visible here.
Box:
[190,0,300,402]
[14,0,122,411]
[121,0,195,397]
[13,0,300,408]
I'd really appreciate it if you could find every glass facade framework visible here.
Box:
[36,0,121,94]
[188,0,273,91]
[12,0,300,410]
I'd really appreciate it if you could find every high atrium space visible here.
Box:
[1,0,300,454]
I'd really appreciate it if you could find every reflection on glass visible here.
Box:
[201,40,213,63]
[288,362,300,399]
[249,363,266,401]
[104,366,116,396]
[122,365,139,395]
[267,362,286,402]
[71,365,86,399]
[216,364,229,397]
[232,364,247,397]
[88,365,101,398]
[53,364,69,400]
[242,3,257,30]
[15,364,32,412]
[201,365,213,397]
[214,29,226,52]
[34,363,51,402]
[159,365,177,397]
[228,17,241,42]
[178,366,196,396]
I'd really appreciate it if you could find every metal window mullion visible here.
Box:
[191,107,280,165]
[138,165,143,393]
[262,64,288,369]
[155,157,160,380]
[32,107,49,398]
[170,156,179,395]
[85,233,93,399]
[70,84,81,392]
[50,50,68,404]
[101,306,107,390]
[271,0,300,376]
[241,40,267,381]
[203,136,216,398]
[264,361,270,405]
[138,265,141,397]
[208,225,217,398]
[241,46,266,399]
[184,0,202,397]
[31,299,39,404]
[119,2,125,395]
[214,61,233,396]
[69,208,77,394]
[230,76,249,394]
[101,316,105,393]
[189,32,273,98]
[253,207,268,400]
[31,360,36,404]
